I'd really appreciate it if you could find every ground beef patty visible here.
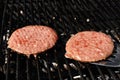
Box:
[8,25,58,57]
[65,31,114,62]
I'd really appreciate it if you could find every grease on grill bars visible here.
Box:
[0,0,120,80]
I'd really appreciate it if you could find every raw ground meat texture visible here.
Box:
[8,25,58,57]
[65,31,114,62]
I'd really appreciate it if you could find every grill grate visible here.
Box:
[0,0,120,80]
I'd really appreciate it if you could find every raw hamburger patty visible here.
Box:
[8,25,58,56]
[65,31,114,62]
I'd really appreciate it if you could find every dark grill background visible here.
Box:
[0,0,120,80]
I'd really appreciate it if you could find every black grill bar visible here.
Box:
[34,0,41,79]
[116,69,120,79]
[1,0,7,38]
[44,54,52,80]
[74,62,85,80]
[54,50,63,80]
[36,57,40,80]
[86,65,95,80]
[5,50,10,80]
[26,59,30,80]
[13,0,19,80]
[96,66,106,80]
[16,55,19,80]
[115,1,120,14]
[14,0,22,80]
[3,0,13,80]
[107,68,117,80]
[64,58,73,80]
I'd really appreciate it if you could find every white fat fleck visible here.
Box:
[10,54,12,57]
[7,29,10,32]
[73,75,81,79]
[106,30,109,33]
[96,48,104,56]
[54,49,57,53]
[52,16,55,19]
[3,35,5,40]
[115,71,120,74]
[25,36,28,39]
[69,63,77,70]
[5,57,8,64]
[43,60,48,68]
[50,67,55,72]
[96,48,101,51]
[86,18,90,22]
[33,44,37,47]
[17,44,20,47]
[74,17,77,20]
[70,34,74,37]
[6,37,9,41]
[104,75,110,80]
[85,56,89,59]
[52,62,58,67]
[97,76,102,80]
[6,33,10,41]
[42,68,47,73]
[63,64,68,70]
[112,39,115,42]
[83,74,86,77]
[34,55,37,58]
[65,54,69,58]
[60,32,66,36]
[99,52,104,56]
[76,56,81,60]
[20,10,23,14]
[6,30,10,41]
[26,54,30,58]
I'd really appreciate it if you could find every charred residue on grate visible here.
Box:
[0,0,120,80]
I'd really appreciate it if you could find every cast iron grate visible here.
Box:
[0,0,120,80]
